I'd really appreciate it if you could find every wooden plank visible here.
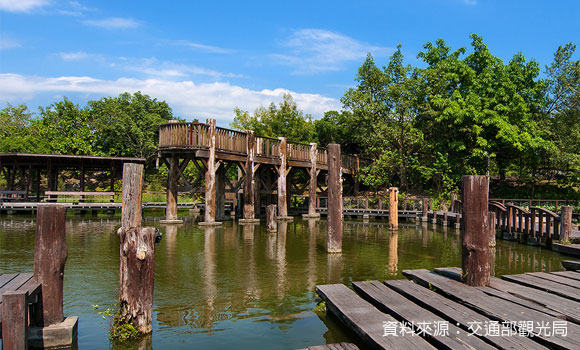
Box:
[385,279,547,350]
[352,280,494,350]
[502,273,580,302]
[562,260,580,271]
[297,343,360,350]
[435,267,580,324]
[551,270,580,282]
[0,273,33,303]
[403,269,580,349]
[0,273,18,288]
[528,271,580,289]
[552,243,580,257]
[433,268,563,319]
[316,284,434,350]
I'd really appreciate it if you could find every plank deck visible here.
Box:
[527,271,580,289]
[550,270,580,282]
[0,272,40,339]
[403,269,580,349]
[316,284,435,349]
[352,280,495,350]
[297,343,359,350]
[502,273,580,302]
[435,267,580,324]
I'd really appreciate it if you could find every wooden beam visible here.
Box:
[327,144,342,253]
[389,187,398,230]
[203,118,217,223]
[166,156,179,221]
[277,137,289,218]
[1,291,28,349]
[244,131,256,219]
[34,204,67,326]
[461,175,490,287]
[121,163,144,228]
[308,142,318,216]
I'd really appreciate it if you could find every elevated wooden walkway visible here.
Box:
[317,267,580,349]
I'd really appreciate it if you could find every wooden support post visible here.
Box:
[200,119,221,226]
[118,162,155,334]
[35,168,41,202]
[162,155,182,224]
[216,165,226,221]
[34,204,67,325]
[461,175,490,287]
[254,166,261,217]
[267,204,277,232]
[451,194,457,212]
[443,211,448,227]
[489,211,496,247]
[561,206,573,242]
[303,143,320,218]
[121,163,144,228]
[117,226,156,334]
[421,198,428,222]
[2,291,28,350]
[389,187,398,230]
[327,144,342,253]
[277,137,291,220]
[243,131,256,220]
[353,155,360,194]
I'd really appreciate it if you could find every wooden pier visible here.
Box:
[317,266,580,349]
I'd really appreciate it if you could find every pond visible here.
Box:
[0,212,569,349]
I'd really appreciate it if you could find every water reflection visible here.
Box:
[0,216,571,350]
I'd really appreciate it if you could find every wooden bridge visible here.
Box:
[157,119,363,225]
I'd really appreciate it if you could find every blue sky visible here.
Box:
[1,0,579,126]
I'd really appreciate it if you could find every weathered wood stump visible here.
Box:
[303,142,320,218]
[267,204,277,232]
[117,226,156,334]
[327,144,342,253]
[561,206,573,242]
[421,198,428,222]
[121,163,143,228]
[461,175,490,287]
[34,204,67,326]
[489,211,496,247]
[243,130,256,219]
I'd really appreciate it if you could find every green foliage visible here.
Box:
[231,93,316,143]
[0,104,41,153]
[93,304,140,342]
[312,301,326,314]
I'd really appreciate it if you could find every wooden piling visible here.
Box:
[489,211,496,247]
[389,187,398,230]
[201,119,221,226]
[277,137,291,220]
[267,204,277,232]
[303,143,320,218]
[117,226,156,334]
[165,155,179,222]
[421,198,428,222]
[243,130,256,219]
[34,204,67,326]
[461,175,490,287]
[121,163,144,228]
[118,162,155,334]
[216,166,226,221]
[561,206,573,242]
[327,144,342,253]
[2,291,28,350]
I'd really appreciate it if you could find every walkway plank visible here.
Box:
[316,284,435,350]
[297,343,359,350]
[528,271,580,289]
[551,270,580,282]
[0,273,17,288]
[435,267,580,324]
[502,273,580,302]
[0,273,33,303]
[385,279,546,350]
[403,269,580,349]
[352,280,494,350]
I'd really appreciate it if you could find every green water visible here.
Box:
[0,213,569,349]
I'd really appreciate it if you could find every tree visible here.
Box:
[88,92,174,165]
[0,104,41,153]
[231,94,316,143]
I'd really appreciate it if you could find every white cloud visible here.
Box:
[0,0,49,13]
[272,29,393,74]
[170,39,233,54]
[82,17,139,29]
[127,57,242,79]
[0,38,21,50]
[0,73,341,124]
[58,51,102,61]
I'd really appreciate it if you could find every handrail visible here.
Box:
[158,122,359,170]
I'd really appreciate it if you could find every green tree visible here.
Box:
[88,92,174,165]
[0,104,41,153]
[231,94,316,143]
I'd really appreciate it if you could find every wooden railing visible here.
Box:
[316,195,422,211]
[488,201,561,242]
[159,122,358,170]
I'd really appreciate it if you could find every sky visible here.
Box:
[1,0,579,127]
